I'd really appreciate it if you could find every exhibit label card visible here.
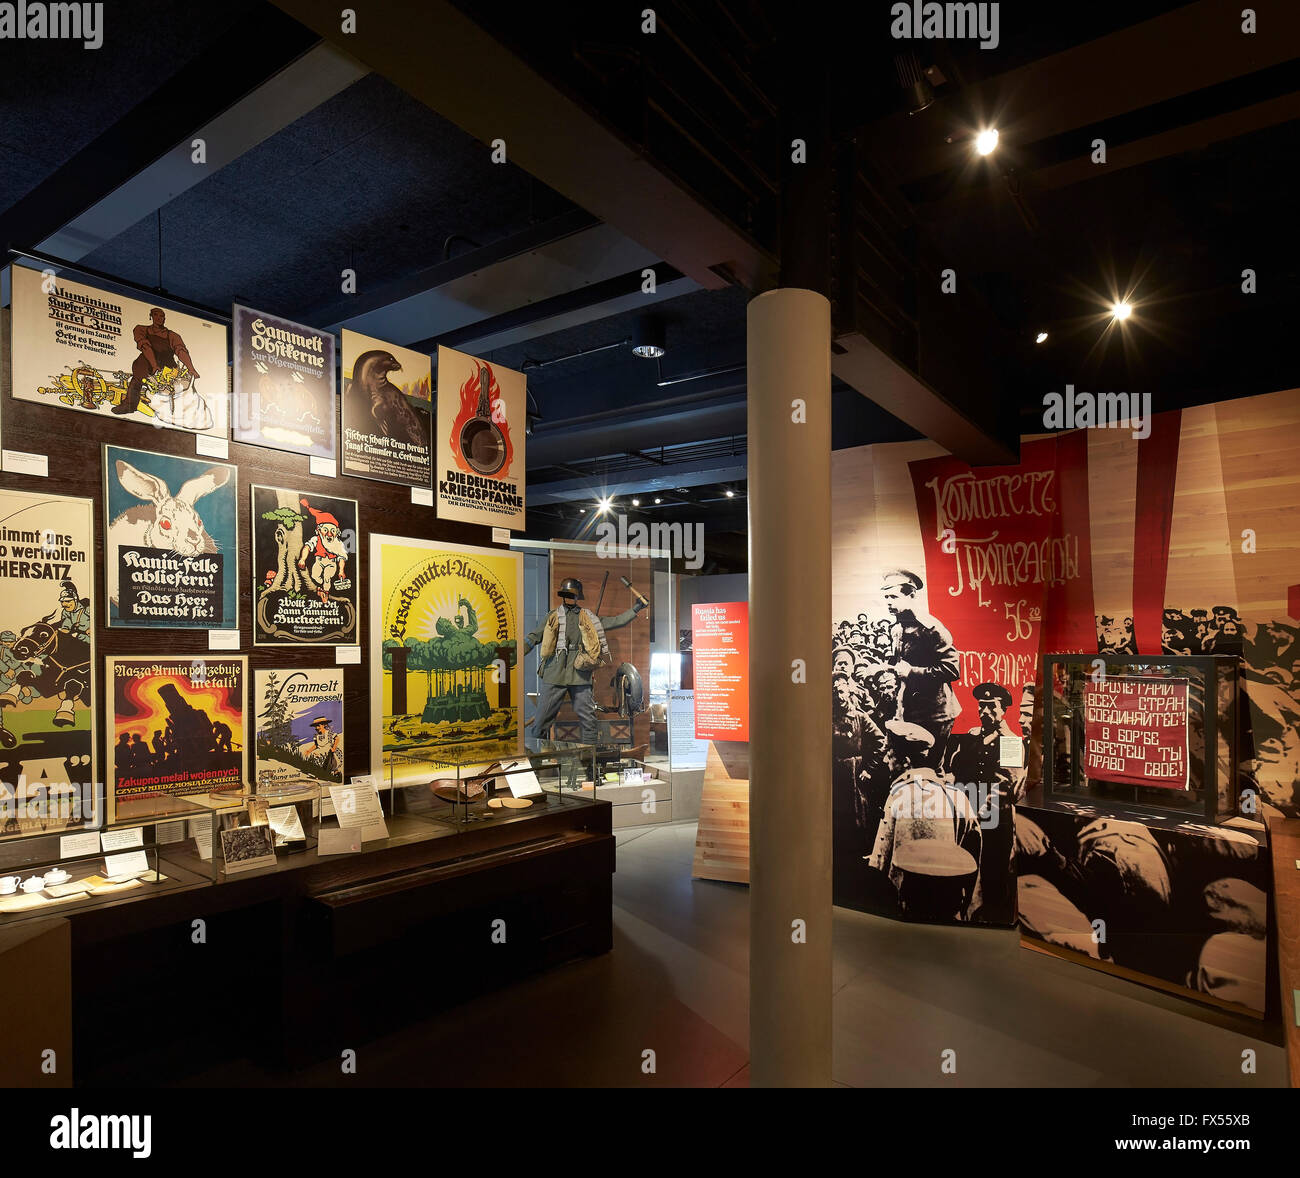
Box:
[435,345,525,529]
[60,832,101,859]
[254,668,344,791]
[101,827,143,852]
[105,849,150,879]
[328,782,387,842]
[231,304,337,459]
[103,444,239,630]
[341,329,432,488]
[497,757,542,798]
[2,450,49,477]
[267,805,306,844]
[318,826,362,856]
[9,263,229,438]
[250,486,358,645]
[190,818,213,861]
[0,488,97,835]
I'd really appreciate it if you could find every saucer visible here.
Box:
[42,869,70,885]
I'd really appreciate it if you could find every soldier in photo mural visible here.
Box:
[880,568,961,767]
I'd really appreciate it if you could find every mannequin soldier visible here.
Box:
[523,577,644,746]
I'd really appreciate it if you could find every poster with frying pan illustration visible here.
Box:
[435,345,525,530]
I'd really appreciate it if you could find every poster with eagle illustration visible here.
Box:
[341,329,432,488]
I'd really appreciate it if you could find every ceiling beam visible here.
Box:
[417,264,698,354]
[37,44,368,262]
[0,5,328,255]
[270,0,774,290]
[832,328,1017,466]
[316,223,662,345]
[527,452,748,505]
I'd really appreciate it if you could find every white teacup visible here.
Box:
[20,876,44,893]
[43,868,70,886]
[0,875,19,894]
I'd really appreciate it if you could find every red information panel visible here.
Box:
[1082,677,1189,789]
[692,602,749,741]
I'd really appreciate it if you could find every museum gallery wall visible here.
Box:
[0,265,527,834]
[831,388,1298,1014]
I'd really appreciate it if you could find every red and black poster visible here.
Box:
[909,438,1095,731]
[1083,676,1189,789]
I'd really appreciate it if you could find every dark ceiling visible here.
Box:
[2,0,1297,574]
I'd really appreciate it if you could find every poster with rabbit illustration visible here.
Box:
[231,305,337,459]
[103,445,239,630]
[251,486,358,646]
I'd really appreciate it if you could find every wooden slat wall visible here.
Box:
[691,739,750,883]
[830,440,940,625]
[1086,427,1140,625]
[1165,403,1236,610]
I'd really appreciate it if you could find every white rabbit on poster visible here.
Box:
[107,459,231,607]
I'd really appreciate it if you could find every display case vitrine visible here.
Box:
[388,740,596,825]
[1042,654,1241,822]
[0,794,216,923]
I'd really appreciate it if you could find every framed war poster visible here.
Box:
[369,536,522,785]
[107,655,247,816]
[434,345,525,530]
[103,445,238,630]
[341,329,432,488]
[9,263,228,437]
[231,304,336,459]
[0,489,97,838]
[254,668,345,793]
[250,486,358,646]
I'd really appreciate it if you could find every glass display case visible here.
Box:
[1042,654,1241,821]
[387,740,596,826]
[0,794,217,923]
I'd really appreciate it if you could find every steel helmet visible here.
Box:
[558,577,584,600]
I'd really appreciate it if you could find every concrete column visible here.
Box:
[748,287,832,1087]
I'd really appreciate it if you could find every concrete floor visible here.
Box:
[188,819,1287,1087]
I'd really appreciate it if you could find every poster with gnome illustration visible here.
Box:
[251,486,358,646]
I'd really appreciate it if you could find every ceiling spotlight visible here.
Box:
[975,128,999,156]
[1110,300,1133,321]
[631,314,666,359]
[894,51,935,115]
[579,508,586,514]
[632,498,640,507]
[654,497,662,504]
[1035,331,1048,344]
[725,489,735,498]
[597,497,612,514]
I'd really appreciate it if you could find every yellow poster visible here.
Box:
[369,535,522,785]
